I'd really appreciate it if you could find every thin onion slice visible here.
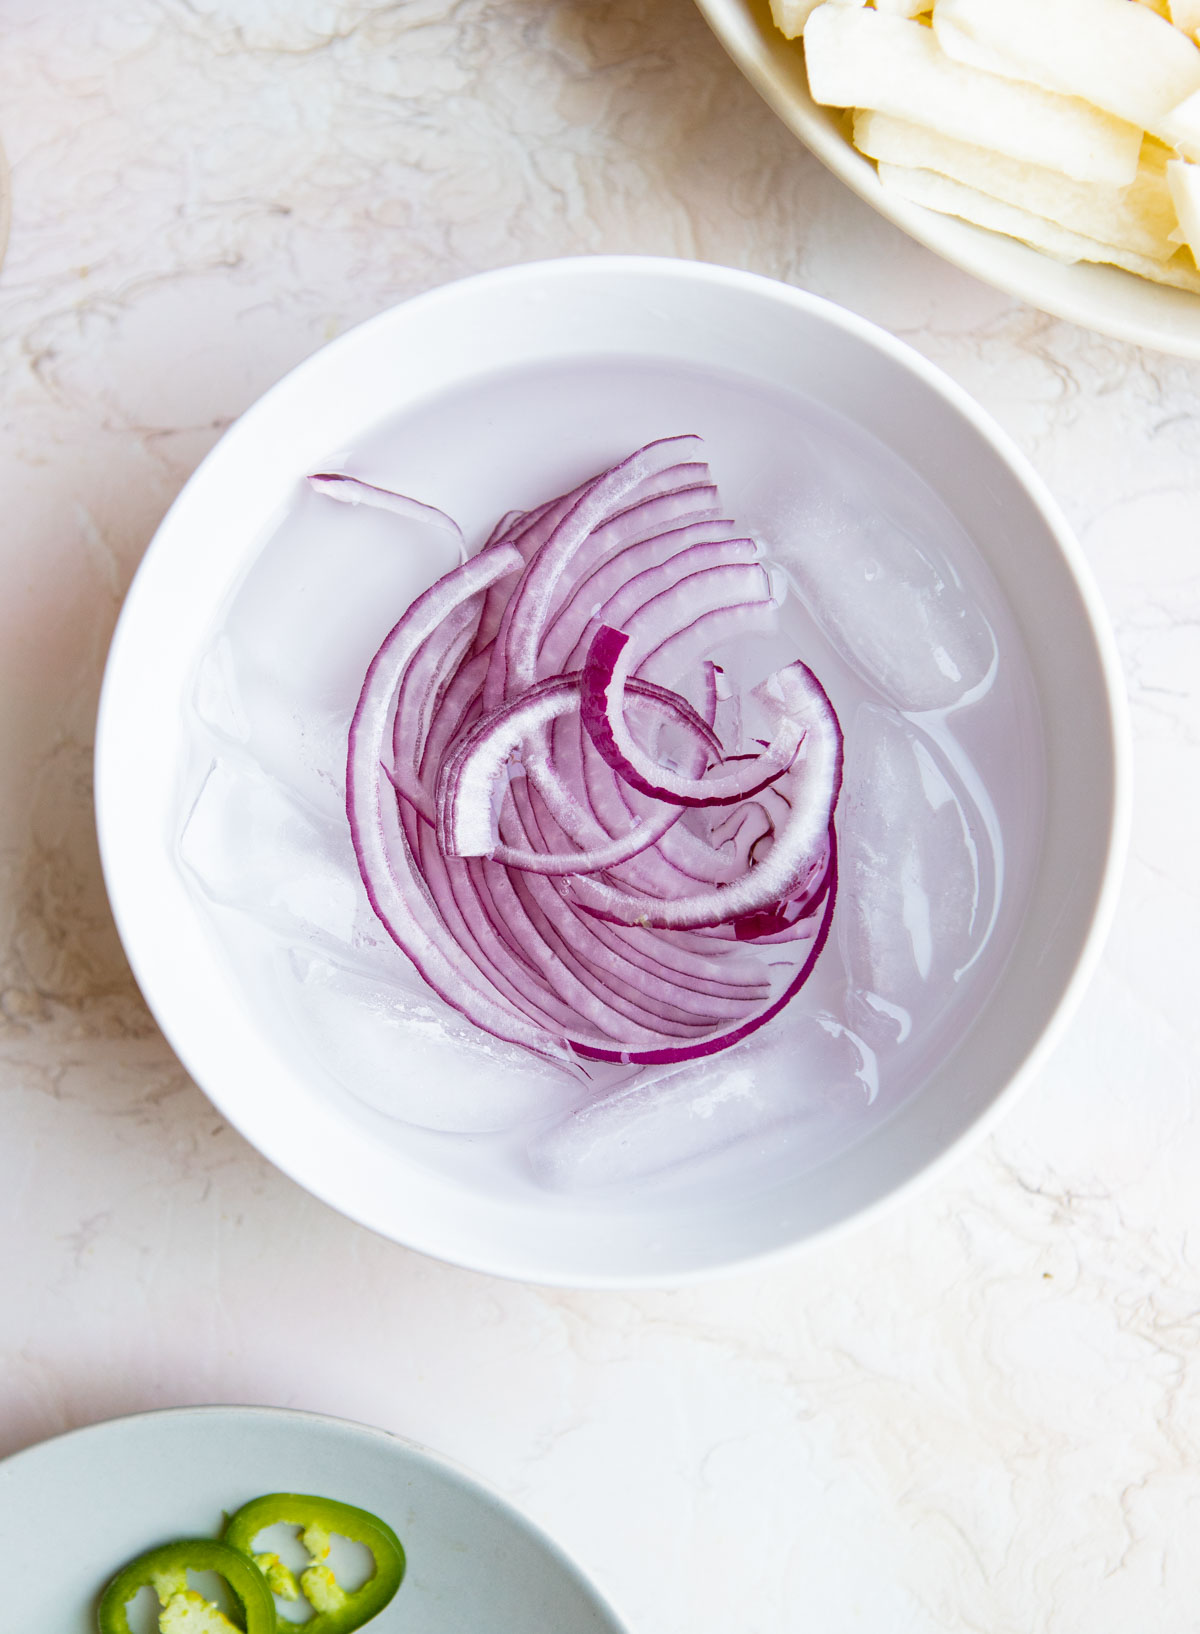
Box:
[565,835,838,1066]
[580,625,802,808]
[309,472,466,561]
[569,661,842,930]
[437,672,718,871]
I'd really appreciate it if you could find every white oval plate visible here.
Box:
[0,1405,629,1632]
[695,0,1200,358]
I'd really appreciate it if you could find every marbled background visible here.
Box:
[2,2,1199,1629]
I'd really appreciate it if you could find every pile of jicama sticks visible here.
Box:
[771,0,1200,292]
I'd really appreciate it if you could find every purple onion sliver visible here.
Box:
[309,472,467,562]
[567,834,839,1066]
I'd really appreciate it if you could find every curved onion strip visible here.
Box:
[492,807,679,876]
[536,497,726,660]
[409,794,719,1047]
[496,782,771,1023]
[488,488,738,849]
[496,808,811,1050]
[469,804,760,1042]
[471,481,595,663]
[389,608,483,819]
[561,708,752,893]
[483,508,527,547]
[414,829,682,1045]
[310,473,466,561]
[494,864,729,1035]
[581,624,803,809]
[456,849,710,1044]
[437,673,717,869]
[550,534,759,678]
[415,646,492,792]
[347,547,589,1057]
[587,915,770,1003]
[494,436,705,704]
[701,661,721,728]
[575,734,741,894]
[567,833,839,1066]
[514,679,719,869]
[569,661,842,930]
[537,516,736,667]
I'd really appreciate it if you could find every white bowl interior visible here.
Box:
[694,0,1200,358]
[0,1406,628,1631]
[96,257,1126,1285]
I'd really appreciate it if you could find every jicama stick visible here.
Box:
[803,5,1142,186]
[854,113,1177,262]
[934,0,1200,142]
[877,160,1200,290]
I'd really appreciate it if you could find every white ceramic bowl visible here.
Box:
[0,1405,630,1631]
[695,0,1200,358]
[95,256,1128,1286]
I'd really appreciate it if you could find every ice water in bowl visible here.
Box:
[176,353,1044,1202]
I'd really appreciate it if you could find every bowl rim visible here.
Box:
[692,0,1200,359]
[95,253,1131,1288]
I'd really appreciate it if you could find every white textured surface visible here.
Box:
[1,2,1198,1629]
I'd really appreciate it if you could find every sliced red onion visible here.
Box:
[580,624,803,808]
[436,673,717,865]
[566,837,838,1065]
[310,472,466,561]
[538,518,744,677]
[342,440,844,1069]
[494,436,707,704]
[569,662,842,930]
[550,533,759,679]
[346,547,578,1057]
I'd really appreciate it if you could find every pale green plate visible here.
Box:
[0,1405,630,1632]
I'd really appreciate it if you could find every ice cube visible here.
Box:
[286,953,581,1133]
[179,756,358,942]
[837,704,993,1045]
[528,1014,877,1191]
[778,485,997,712]
[192,634,251,745]
[196,637,349,825]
